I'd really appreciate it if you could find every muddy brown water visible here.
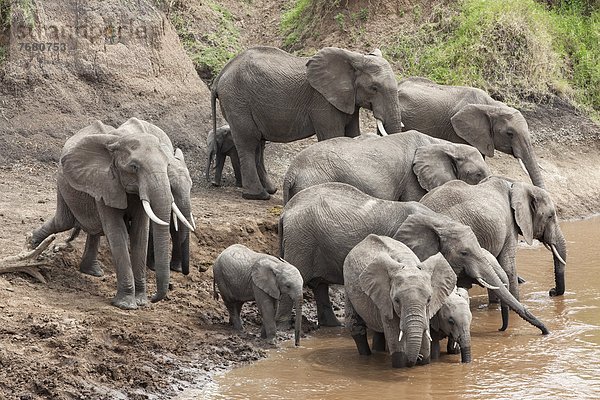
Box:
[196,217,600,399]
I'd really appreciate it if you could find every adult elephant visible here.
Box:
[421,176,567,300]
[278,182,548,335]
[397,77,545,188]
[212,46,404,200]
[344,234,456,368]
[283,130,491,203]
[31,119,194,309]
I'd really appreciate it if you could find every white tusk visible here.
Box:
[518,158,530,177]
[401,121,405,128]
[425,329,432,342]
[454,341,459,350]
[172,210,178,232]
[476,277,500,290]
[190,212,196,230]
[398,330,403,342]
[376,119,388,136]
[551,244,566,265]
[172,202,195,232]
[142,200,169,226]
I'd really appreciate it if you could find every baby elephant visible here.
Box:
[213,244,303,345]
[430,287,472,363]
[206,124,242,187]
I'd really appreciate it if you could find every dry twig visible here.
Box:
[0,234,57,283]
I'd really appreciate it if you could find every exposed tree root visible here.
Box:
[0,234,57,283]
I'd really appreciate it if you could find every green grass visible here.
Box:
[280,0,312,47]
[166,0,241,84]
[384,0,599,117]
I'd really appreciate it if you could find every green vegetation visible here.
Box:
[165,0,241,84]
[384,0,599,117]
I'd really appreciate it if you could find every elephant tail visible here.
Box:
[282,171,296,205]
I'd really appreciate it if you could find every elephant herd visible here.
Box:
[31,45,566,369]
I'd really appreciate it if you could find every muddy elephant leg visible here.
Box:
[372,331,386,352]
[129,206,150,306]
[255,289,278,344]
[312,281,342,327]
[225,300,244,330]
[213,153,226,187]
[98,204,136,310]
[233,126,270,200]
[345,297,371,355]
[79,234,104,277]
[31,189,75,247]
[256,140,276,195]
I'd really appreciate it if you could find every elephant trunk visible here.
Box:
[457,332,472,363]
[467,260,548,334]
[403,306,428,367]
[547,227,567,297]
[140,173,173,303]
[517,144,545,189]
[294,296,303,346]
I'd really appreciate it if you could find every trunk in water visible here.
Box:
[294,297,303,346]
[458,333,472,363]
[549,229,567,297]
[404,309,427,367]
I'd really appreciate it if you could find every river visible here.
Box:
[200,216,600,399]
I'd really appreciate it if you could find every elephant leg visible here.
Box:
[213,153,226,186]
[98,204,137,310]
[255,289,278,344]
[431,339,441,360]
[225,300,244,330]
[79,233,104,277]
[312,281,342,327]
[31,189,75,247]
[256,141,276,195]
[129,207,150,307]
[234,128,270,200]
[230,153,243,187]
[345,298,371,355]
[372,331,386,352]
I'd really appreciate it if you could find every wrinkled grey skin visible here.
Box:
[421,177,567,329]
[344,235,456,368]
[206,124,242,187]
[31,118,174,309]
[397,77,545,188]
[212,46,403,200]
[278,182,548,335]
[71,121,194,278]
[283,130,491,204]
[213,244,303,346]
[430,287,472,363]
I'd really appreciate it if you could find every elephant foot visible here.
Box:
[235,181,243,188]
[135,292,149,307]
[391,352,410,368]
[111,293,138,310]
[242,190,271,200]
[351,334,372,356]
[79,260,104,277]
[30,230,46,249]
[371,331,386,352]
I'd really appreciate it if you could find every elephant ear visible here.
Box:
[418,253,457,319]
[413,144,459,191]
[358,254,396,321]
[124,118,174,157]
[60,123,127,209]
[251,259,280,299]
[306,47,359,115]
[393,213,441,261]
[510,182,535,245]
[451,104,496,157]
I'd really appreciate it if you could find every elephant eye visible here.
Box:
[460,250,469,257]
[370,84,378,92]
[427,295,432,304]
[448,316,455,325]
[128,162,139,173]
[394,297,400,304]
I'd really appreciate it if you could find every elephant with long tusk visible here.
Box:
[30,118,193,309]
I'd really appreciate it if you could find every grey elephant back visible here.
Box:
[281,182,432,285]
[213,244,256,302]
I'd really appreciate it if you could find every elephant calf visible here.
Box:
[430,287,472,363]
[205,124,242,187]
[213,244,303,345]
